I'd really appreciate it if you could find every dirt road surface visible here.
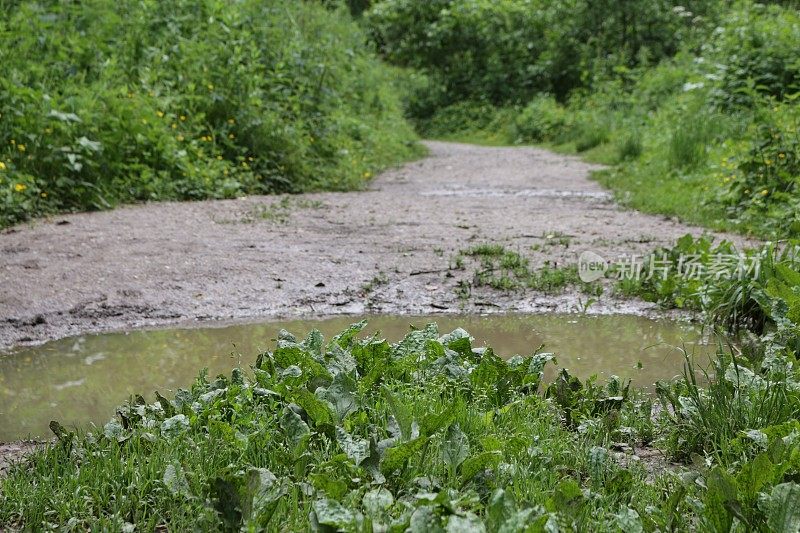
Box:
[0,141,739,351]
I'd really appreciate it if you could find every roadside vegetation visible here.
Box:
[366,0,800,238]
[0,0,420,228]
[5,1,800,531]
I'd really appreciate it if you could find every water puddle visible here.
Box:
[0,314,717,441]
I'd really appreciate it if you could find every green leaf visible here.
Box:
[293,389,334,426]
[321,372,358,422]
[161,414,190,438]
[163,462,191,497]
[498,508,541,533]
[446,514,486,532]
[547,478,585,514]
[703,466,739,533]
[460,451,502,485]
[212,476,242,530]
[336,427,370,466]
[362,487,394,517]
[312,498,355,529]
[331,320,367,348]
[763,483,800,533]
[441,423,470,471]
[614,508,643,533]
[737,453,775,503]
[420,408,457,438]
[280,407,310,449]
[383,386,413,441]
[380,436,428,474]
[243,468,288,525]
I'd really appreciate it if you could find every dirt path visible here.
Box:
[0,141,741,350]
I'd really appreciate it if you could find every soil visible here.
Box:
[0,141,747,352]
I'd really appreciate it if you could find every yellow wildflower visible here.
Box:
[207,83,214,90]
[228,133,234,139]
[41,192,47,198]
[172,123,177,129]
[779,153,786,159]
[216,155,223,160]
[248,156,254,161]
[177,135,185,141]
[227,118,235,125]
[14,183,26,192]
[156,111,164,118]
[0,161,5,170]
[765,159,773,166]
[761,189,769,196]
[180,115,187,121]
[10,139,15,145]
[17,144,25,152]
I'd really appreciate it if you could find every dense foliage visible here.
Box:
[365,0,800,238]
[3,320,799,531]
[0,0,420,227]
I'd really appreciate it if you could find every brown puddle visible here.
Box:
[0,314,719,442]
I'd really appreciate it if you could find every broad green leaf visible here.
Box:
[460,451,502,485]
[442,424,470,471]
[321,372,358,421]
[446,514,485,532]
[243,468,288,525]
[383,386,413,441]
[161,414,189,438]
[614,508,643,533]
[336,427,370,466]
[703,467,738,533]
[420,408,457,438]
[498,508,541,533]
[763,483,800,533]
[381,436,428,474]
[331,320,367,348]
[363,487,394,516]
[488,489,516,529]
[163,462,190,497]
[547,478,585,514]
[409,505,445,533]
[280,407,310,449]
[293,389,334,426]
[312,498,355,529]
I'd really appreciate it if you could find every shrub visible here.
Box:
[0,0,420,227]
[513,96,569,143]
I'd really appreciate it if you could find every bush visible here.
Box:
[513,96,569,143]
[0,0,420,227]
[717,99,800,237]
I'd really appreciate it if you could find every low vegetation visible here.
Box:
[452,244,599,296]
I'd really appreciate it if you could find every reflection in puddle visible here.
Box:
[0,314,718,441]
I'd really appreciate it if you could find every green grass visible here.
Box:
[454,244,601,296]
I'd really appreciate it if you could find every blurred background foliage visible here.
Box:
[0,0,420,227]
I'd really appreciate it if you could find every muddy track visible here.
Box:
[0,141,743,351]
